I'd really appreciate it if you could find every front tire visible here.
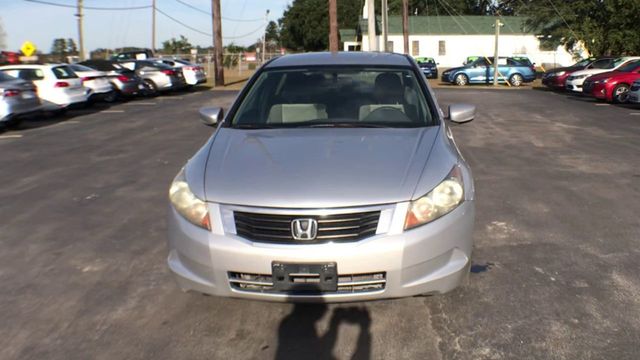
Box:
[454,74,468,86]
[613,84,630,103]
[143,79,158,96]
[509,73,524,87]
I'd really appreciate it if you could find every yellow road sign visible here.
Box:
[21,41,37,57]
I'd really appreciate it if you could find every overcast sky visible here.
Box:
[2,0,292,53]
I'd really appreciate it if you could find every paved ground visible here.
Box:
[1,87,639,359]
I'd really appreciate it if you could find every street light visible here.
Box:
[262,9,270,64]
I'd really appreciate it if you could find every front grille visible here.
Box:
[234,211,380,244]
[631,85,640,91]
[583,80,594,94]
[228,271,386,294]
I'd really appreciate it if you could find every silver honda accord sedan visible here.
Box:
[167,52,476,302]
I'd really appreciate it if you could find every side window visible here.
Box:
[1,69,20,78]
[52,66,78,79]
[475,58,490,67]
[591,59,611,69]
[21,69,45,81]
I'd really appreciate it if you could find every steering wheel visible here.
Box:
[363,106,411,123]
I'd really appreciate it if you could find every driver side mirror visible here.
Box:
[447,104,475,124]
[199,107,224,126]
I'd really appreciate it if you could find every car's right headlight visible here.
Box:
[555,71,566,76]
[404,165,465,230]
[169,168,211,230]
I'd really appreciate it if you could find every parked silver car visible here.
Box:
[0,71,41,128]
[119,60,186,95]
[168,52,476,302]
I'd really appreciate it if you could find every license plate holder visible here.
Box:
[272,262,338,293]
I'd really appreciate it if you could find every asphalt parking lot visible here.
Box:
[1,87,639,359]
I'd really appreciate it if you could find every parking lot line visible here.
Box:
[594,103,610,106]
[123,102,156,106]
[629,113,640,116]
[101,110,125,113]
[0,134,23,139]
[161,96,183,100]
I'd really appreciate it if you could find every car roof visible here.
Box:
[0,64,65,69]
[265,52,412,68]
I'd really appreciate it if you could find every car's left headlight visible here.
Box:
[404,165,464,230]
[169,168,211,230]
[595,79,609,84]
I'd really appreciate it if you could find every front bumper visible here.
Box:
[167,201,475,303]
[565,78,585,93]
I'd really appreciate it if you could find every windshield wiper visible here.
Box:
[306,122,390,128]
[232,124,275,129]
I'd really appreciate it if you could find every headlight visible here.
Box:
[556,71,566,76]
[595,79,609,84]
[169,168,211,230]
[575,75,587,80]
[404,166,464,230]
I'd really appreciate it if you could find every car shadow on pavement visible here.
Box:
[275,302,372,360]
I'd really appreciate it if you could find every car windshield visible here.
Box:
[617,60,640,72]
[0,72,15,81]
[231,67,434,128]
[69,64,95,72]
[573,59,593,67]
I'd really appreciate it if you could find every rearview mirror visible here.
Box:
[447,104,475,124]
[199,107,223,126]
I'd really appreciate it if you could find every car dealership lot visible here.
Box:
[1,88,639,359]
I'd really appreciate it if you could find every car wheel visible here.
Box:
[143,79,158,96]
[103,91,118,103]
[509,74,524,87]
[613,84,630,103]
[454,74,468,86]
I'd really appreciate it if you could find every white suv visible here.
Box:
[0,64,90,112]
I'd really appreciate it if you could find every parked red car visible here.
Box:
[0,51,21,65]
[542,57,608,90]
[582,60,640,103]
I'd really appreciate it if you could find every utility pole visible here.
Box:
[328,0,338,52]
[211,0,224,86]
[493,19,503,86]
[367,0,376,51]
[381,0,388,52]
[151,0,156,53]
[402,0,408,55]
[76,0,84,61]
[262,9,270,63]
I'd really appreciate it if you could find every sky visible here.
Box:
[1,0,292,53]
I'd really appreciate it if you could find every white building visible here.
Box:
[343,11,586,69]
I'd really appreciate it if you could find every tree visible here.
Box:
[279,0,363,51]
[161,35,192,54]
[67,38,78,56]
[265,20,280,51]
[0,17,7,50]
[520,0,640,56]
[51,38,67,62]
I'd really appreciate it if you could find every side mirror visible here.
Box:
[447,103,475,124]
[199,107,223,126]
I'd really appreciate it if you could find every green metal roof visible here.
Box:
[339,29,357,42]
[360,16,530,36]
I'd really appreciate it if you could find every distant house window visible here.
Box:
[412,41,419,56]
[387,41,394,53]
[438,41,446,56]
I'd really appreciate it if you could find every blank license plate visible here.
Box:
[272,262,338,292]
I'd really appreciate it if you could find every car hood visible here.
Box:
[444,66,467,74]
[546,66,581,75]
[203,127,439,208]
[587,71,622,81]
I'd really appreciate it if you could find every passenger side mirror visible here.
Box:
[199,107,224,126]
[447,104,475,124]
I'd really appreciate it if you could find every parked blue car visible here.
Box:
[441,56,536,87]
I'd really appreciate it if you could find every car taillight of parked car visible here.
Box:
[161,69,176,76]
[54,81,70,88]
[2,89,21,97]
[117,75,131,82]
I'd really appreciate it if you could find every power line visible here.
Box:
[545,0,581,42]
[24,0,151,10]
[156,7,266,40]
[174,0,263,22]
[155,7,212,36]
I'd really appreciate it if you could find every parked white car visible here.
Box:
[627,80,640,104]
[153,58,207,86]
[0,64,90,113]
[68,63,115,102]
[565,57,640,93]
